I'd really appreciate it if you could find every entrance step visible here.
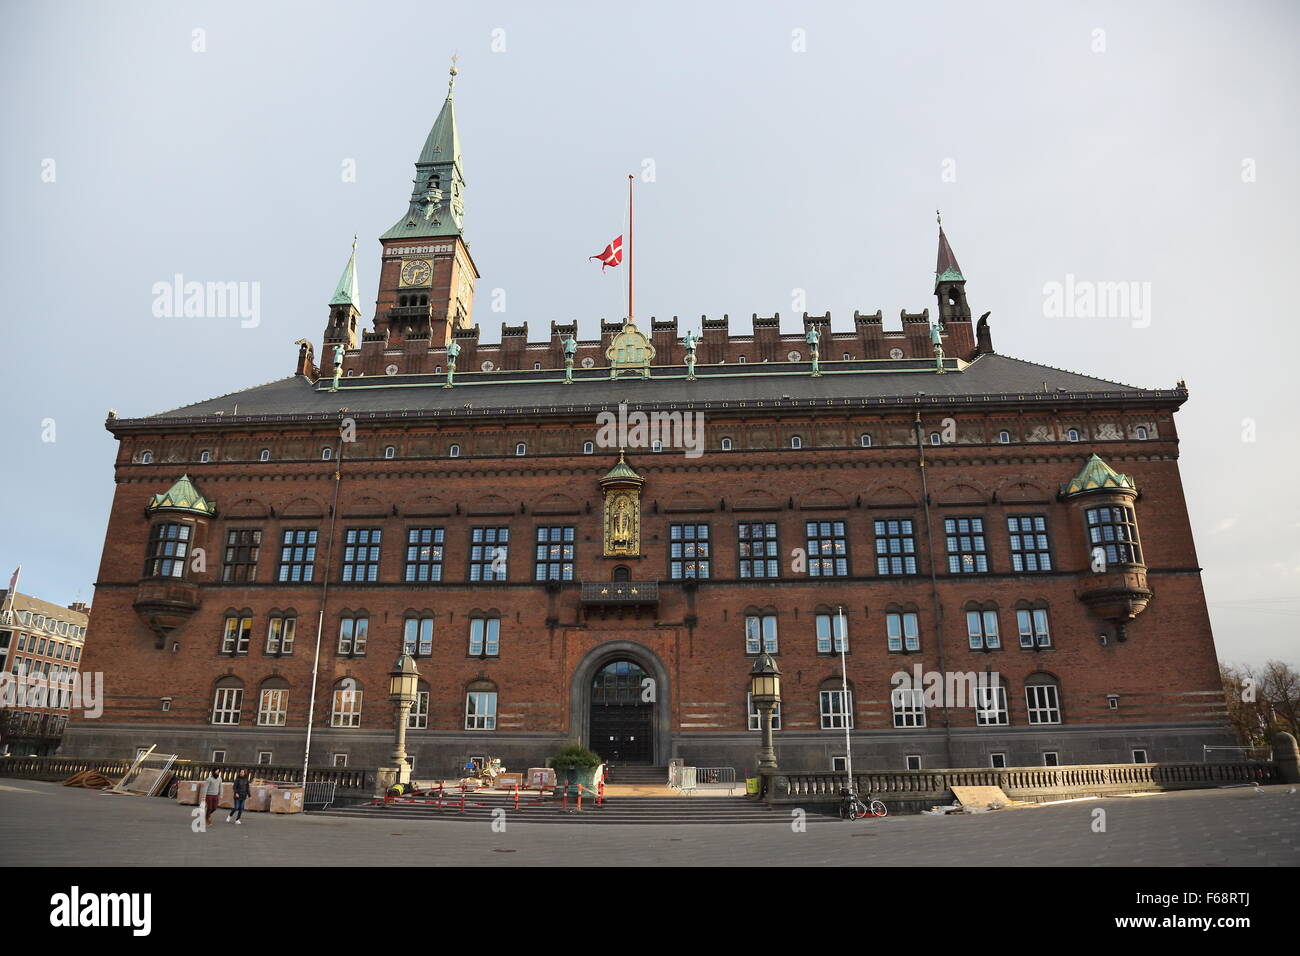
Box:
[317,793,825,825]
[605,765,668,786]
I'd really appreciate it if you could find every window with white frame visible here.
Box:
[465,687,497,730]
[468,616,500,657]
[860,434,872,447]
[905,755,922,771]
[1042,752,1060,767]
[265,615,296,655]
[403,617,434,657]
[886,611,919,652]
[721,437,733,451]
[744,612,778,654]
[746,692,782,731]
[791,435,802,449]
[1132,749,1148,763]
[409,689,429,729]
[211,684,243,725]
[330,685,362,727]
[337,615,368,655]
[257,751,273,765]
[448,444,460,457]
[1025,679,1061,724]
[975,684,1009,725]
[891,687,926,728]
[819,686,853,729]
[221,614,253,655]
[583,441,594,454]
[990,752,1007,769]
[998,430,1011,444]
[815,612,847,653]
[966,609,1000,650]
[1017,608,1052,648]
[257,686,288,726]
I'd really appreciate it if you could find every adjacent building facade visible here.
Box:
[1,590,90,756]
[61,70,1232,775]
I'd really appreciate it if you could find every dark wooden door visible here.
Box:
[589,660,654,764]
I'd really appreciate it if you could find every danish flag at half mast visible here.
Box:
[589,235,623,271]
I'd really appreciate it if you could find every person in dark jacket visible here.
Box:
[226,769,251,824]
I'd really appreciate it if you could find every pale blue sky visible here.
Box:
[1,0,1296,665]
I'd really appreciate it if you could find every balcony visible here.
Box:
[580,580,659,608]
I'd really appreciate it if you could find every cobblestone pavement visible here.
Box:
[1,780,1296,866]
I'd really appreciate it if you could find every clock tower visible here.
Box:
[357,62,479,353]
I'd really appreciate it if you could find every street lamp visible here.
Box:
[387,653,420,786]
[749,652,781,770]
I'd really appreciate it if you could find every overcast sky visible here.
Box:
[1,0,1296,667]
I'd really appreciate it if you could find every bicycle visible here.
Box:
[838,787,888,820]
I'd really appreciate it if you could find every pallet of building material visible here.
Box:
[110,747,179,797]
[61,770,112,790]
[269,787,304,814]
[176,780,204,805]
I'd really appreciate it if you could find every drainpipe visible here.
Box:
[914,412,955,769]
[301,425,345,788]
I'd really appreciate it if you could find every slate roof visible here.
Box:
[114,353,1182,429]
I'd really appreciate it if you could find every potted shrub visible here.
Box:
[548,745,602,795]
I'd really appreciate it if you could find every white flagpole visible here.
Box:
[838,604,853,791]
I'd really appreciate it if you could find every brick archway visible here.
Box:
[568,641,671,766]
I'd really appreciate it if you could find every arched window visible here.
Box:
[790,435,802,449]
[259,449,270,462]
[744,607,778,654]
[468,612,501,657]
[819,677,853,729]
[533,362,541,370]
[814,606,847,653]
[721,437,733,451]
[321,447,332,461]
[929,432,941,445]
[583,441,594,454]
[465,679,498,730]
[140,451,153,464]
[1136,426,1149,440]
[884,605,920,652]
[998,430,1011,444]
[265,612,297,656]
[974,675,1009,726]
[211,677,243,725]
[964,602,1001,651]
[448,444,460,458]
[860,434,872,448]
[1067,428,1080,442]
[515,442,526,456]
[612,565,631,582]
[651,439,663,453]
[842,352,851,360]
[1024,673,1061,725]
[330,679,363,728]
[738,355,747,363]
[257,677,289,726]
[384,445,396,459]
[199,450,211,463]
[403,613,434,657]
[1015,601,1052,649]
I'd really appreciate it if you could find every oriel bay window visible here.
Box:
[265,613,296,656]
[669,523,710,579]
[330,680,363,727]
[403,615,434,657]
[220,613,253,655]
[341,528,382,582]
[144,522,191,578]
[468,614,500,657]
[221,529,261,582]
[744,610,778,654]
[805,520,849,576]
[534,526,575,581]
[1085,505,1143,566]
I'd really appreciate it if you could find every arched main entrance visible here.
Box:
[588,659,654,764]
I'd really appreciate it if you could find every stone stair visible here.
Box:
[604,765,668,786]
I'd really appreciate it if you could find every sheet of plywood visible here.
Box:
[951,785,1014,808]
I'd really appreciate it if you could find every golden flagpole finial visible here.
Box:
[936,208,942,226]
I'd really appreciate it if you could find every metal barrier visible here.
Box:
[668,766,739,795]
[304,781,337,810]
[1202,745,1271,763]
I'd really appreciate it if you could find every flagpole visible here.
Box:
[627,173,634,327]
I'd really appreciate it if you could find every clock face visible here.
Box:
[400,259,432,287]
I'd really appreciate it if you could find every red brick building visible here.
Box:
[62,71,1232,775]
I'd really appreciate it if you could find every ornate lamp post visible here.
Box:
[387,653,420,787]
[749,652,782,771]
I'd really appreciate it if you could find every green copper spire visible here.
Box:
[382,60,467,240]
[329,236,361,308]
[147,475,216,516]
[1062,454,1137,497]
[935,213,965,289]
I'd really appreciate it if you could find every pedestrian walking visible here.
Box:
[203,770,222,826]
[226,769,250,824]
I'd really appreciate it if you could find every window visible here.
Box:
[831,756,848,772]
[277,529,318,582]
[534,526,575,581]
[820,686,853,730]
[403,617,434,657]
[332,753,349,767]
[144,523,191,578]
[384,445,396,459]
[738,522,779,579]
[337,616,368,655]
[330,683,362,727]
[1067,428,1080,442]
[738,355,746,363]
[211,683,243,725]
[409,689,429,729]
[1132,749,1148,763]
[744,613,778,654]
[1042,752,1060,767]
[212,750,226,763]
[465,685,497,730]
[220,614,252,655]
[651,439,663,453]
[533,362,542,370]
[975,684,1009,725]
[815,612,847,653]
[1085,506,1143,565]
[1108,695,1120,710]
[1007,515,1052,572]
[265,615,296,655]
[669,524,710,579]
[805,520,848,576]
[1135,426,1149,441]
[891,687,926,727]
[259,449,270,462]
[929,432,941,445]
[257,685,288,726]
[790,436,802,449]
[341,528,382,582]
[1025,678,1061,724]
[860,434,872,447]
[945,516,988,573]
[469,527,509,581]
[843,353,851,361]
[404,528,444,582]
[448,444,461,457]
[990,752,1007,769]
[746,693,782,731]
[886,611,919,652]
[220,529,263,582]
[905,755,922,771]
[583,441,594,454]
[257,751,273,765]
[966,609,1000,650]
[998,430,1011,444]
[199,450,211,463]
[515,442,527,456]
[140,451,153,464]
[321,447,333,460]
[468,616,500,657]
[721,437,733,451]
[1017,608,1052,648]
[874,518,917,575]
